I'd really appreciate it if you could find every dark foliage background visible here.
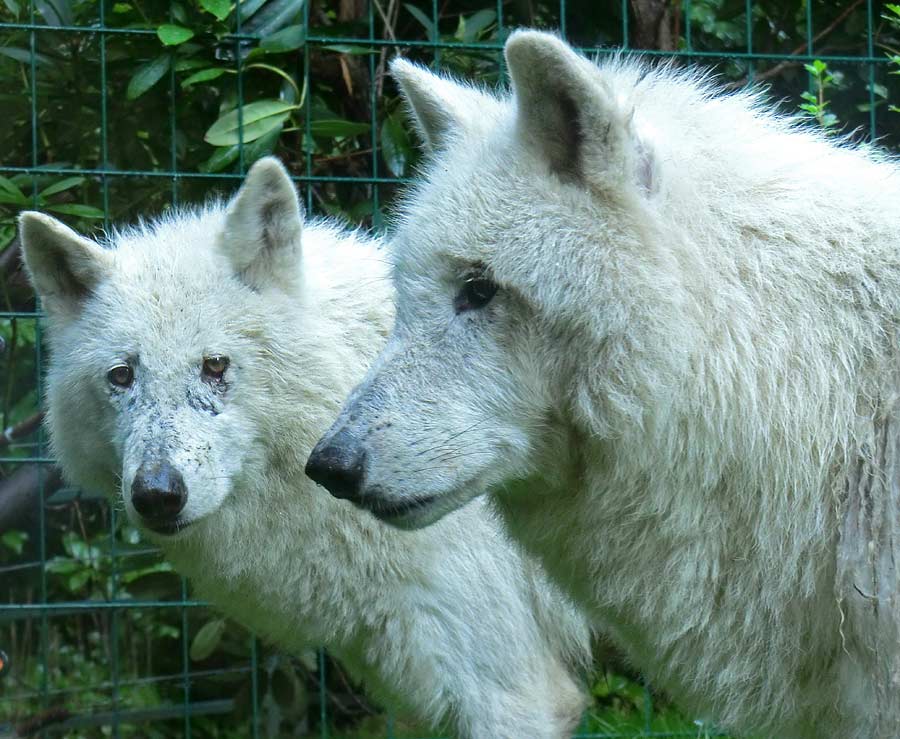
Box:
[0,1,898,736]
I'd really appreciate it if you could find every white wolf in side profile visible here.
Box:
[307,31,900,739]
[19,157,590,739]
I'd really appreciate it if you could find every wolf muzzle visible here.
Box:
[131,460,188,529]
[305,429,366,503]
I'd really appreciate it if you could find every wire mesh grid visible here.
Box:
[0,0,897,736]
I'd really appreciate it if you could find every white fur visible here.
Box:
[18,157,590,739]
[312,32,900,738]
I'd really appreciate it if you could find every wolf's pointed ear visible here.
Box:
[505,31,651,191]
[19,211,112,317]
[221,156,303,290]
[390,57,491,150]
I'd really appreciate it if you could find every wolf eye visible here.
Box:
[202,355,229,380]
[454,269,499,314]
[107,364,133,388]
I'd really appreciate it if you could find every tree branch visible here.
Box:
[724,0,865,90]
[1,412,44,449]
[0,463,63,532]
[629,0,675,51]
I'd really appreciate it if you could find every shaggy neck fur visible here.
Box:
[23,181,593,739]
[494,61,900,739]
[140,216,590,737]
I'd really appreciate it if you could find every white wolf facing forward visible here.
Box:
[19,157,590,739]
[307,31,900,739]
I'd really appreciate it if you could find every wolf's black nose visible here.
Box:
[131,461,188,523]
[305,430,366,502]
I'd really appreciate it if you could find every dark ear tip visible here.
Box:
[390,58,435,99]
[239,158,300,212]
[18,210,46,228]
[18,211,58,245]
[389,56,417,79]
[504,29,572,68]
[246,156,291,184]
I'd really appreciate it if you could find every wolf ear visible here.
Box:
[505,31,652,191]
[19,211,112,317]
[221,156,304,290]
[390,58,491,150]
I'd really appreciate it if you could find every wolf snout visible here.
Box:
[131,460,188,525]
[305,429,366,503]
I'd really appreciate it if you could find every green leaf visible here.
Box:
[202,125,282,173]
[200,0,230,20]
[244,125,283,165]
[39,176,85,198]
[204,99,296,146]
[0,46,53,66]
[405,3,435,39]
[380,113,411,177]
[67,569,91,592]
[157,24,194,46]
[171,2,188,23]
[0,176,27,205]
[1,530,28,555]
[119,561,174,584]
[46,204,105,218]
[240,0,303,35]
[46,557,80,575]
[122,569,179,600]
[201,145,240,173]
[63,533,101,563]
[174,57,209,72]
[14,319,36,347]
[35,0,65,25]
[321,44,375,54]
[236,0,267,23]
[461,9,495,41]
[0,225,15,251]
[309,119,370,138]
[190,618,227,661]
[454,14,465,42]
[258,23,305,53]
[127,54,171,99]
[112,2,131,12]
[181,67,226,88]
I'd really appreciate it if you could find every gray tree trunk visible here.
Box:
[837,408,900,734]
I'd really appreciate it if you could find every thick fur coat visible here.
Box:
[309,32,900,738]
[19,158,590,739]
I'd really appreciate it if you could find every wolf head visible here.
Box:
[307,31,694,528]
[21,157,307,538]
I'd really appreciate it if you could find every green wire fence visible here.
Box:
[0,0,897,737]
